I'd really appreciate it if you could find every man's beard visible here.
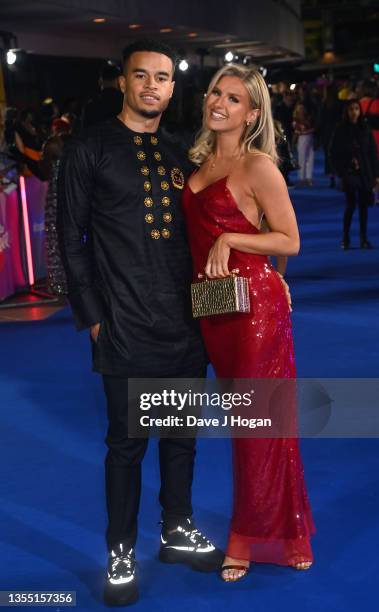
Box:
[130,97,170,120]
[138,108,162,119]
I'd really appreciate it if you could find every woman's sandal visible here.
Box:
[290,560,313,570]
[220,564,249,582]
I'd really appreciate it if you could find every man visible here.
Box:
[57,40,223,607]
[82,62,124,129]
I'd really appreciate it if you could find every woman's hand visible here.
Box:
[277,273,292,312]
[205,233,232,279]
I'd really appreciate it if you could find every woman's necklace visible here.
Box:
[209,151,241,171]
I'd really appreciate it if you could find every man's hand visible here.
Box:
[277,273,292,312]
[90,322,101,342]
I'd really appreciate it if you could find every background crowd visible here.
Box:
[1,63,378,296]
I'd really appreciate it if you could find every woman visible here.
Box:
[330,98,379,249]
[292,101,315,187]
[182,65,315,582]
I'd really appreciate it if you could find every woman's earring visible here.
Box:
[246,119,251,126]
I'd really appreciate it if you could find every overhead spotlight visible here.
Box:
[129,24,141,29]
[160,28,173,33]
[290,83,296,91]
[259,66,268,78]
[93,18,106,23]
[6,50,17,65]
[179,59,189,72]
[188,32,198,38]
[225,51,234,63]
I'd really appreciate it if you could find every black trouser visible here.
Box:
[102,373,203,551]
[343,187,371,242]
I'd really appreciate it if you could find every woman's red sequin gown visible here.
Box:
[182,176,315,565]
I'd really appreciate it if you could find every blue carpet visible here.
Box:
[1,153,378,611]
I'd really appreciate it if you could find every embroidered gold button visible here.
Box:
[144,181,151,192]
[162,228,171,239]
[157,165,166,175]
[137,151,146,161]
[151,136,158,145]
[140,166,150,176]
[161,196,171,206]
[144,197,153,207]
[145,213,154,223]
[151,229,160,239]
[154,152,162,161]
[161,181,169,191]
[134,136,143,145]
[163,212,172,223]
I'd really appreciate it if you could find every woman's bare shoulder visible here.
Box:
[243,151,283,185]
[244,151,277,170]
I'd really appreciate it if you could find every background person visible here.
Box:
[293,101,315,187]
[330,98,379,249]
[82,62,124,129]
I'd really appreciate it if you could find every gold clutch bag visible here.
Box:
[191,269,251,318]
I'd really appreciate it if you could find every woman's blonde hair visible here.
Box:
[189,64,278,166]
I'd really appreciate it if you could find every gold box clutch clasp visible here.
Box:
[191,268,251,318]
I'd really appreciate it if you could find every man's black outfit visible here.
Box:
[58,116,210,548]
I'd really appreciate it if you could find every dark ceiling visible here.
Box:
[0,0,304,65]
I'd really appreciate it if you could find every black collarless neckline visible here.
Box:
[113,116,160,138]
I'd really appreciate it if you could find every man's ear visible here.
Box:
[169,80,175,99]
[118,75,127,95]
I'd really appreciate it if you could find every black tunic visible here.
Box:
[330,121,379,192]
[57,117,206,376]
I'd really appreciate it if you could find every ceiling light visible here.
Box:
[322,51,336,63]
[188,32,198,38]
[179,59,189,71]
[160,28,173,33]
[93,18,106,23]
[225,51,234,62]
[129,24,141,29]
[290,83,296,91]
[6,50,17,65]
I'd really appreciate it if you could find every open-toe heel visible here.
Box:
[220,564,249,582]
